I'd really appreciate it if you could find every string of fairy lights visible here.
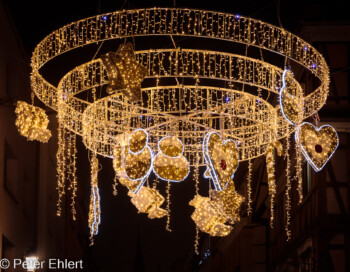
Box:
[15,8,339,247]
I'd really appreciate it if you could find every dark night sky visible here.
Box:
[2,0,350,271]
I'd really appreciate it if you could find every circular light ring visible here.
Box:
[58,50,298,142]
[81,87,284,164]
[32,8,329,116]
[58,49,296,98]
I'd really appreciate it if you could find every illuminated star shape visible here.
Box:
[101,43,147,102]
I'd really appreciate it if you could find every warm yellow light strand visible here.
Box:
[89,154,101,245]
[285,128,292,240]
[166,182,172,232]
[56,124,66,217]
[296,143,303,204]
[113,175,118,196]
[194,151,200,254]
[247,159,252,215]
[71,133,78,220]
[265,141,283,227]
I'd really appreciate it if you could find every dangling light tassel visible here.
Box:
[265,141,283,227]
[194,154,200,254]
[88,155,101,245]
[285,129,292,241]
[70,133,78,220]
[166,182,172,232]
[56,124,66,217]
[194,227,199,255]
[247,159,252,215]
[113,175,118,196]
[295,144,303,204]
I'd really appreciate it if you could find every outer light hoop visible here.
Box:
[32,8,329,115]
[279,69,304,125]
[32,8,326,74]
[295,122,339,172]
[203,131,239,191]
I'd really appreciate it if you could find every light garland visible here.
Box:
[285,128,292,240]
[295,141,303,203]
[295,122,339,172]
[88,155,101,244]
[56,124,66,217]
[193,152,200,254]
[247,159,252,215]
[265,141,283,227]
[166,182,172,232]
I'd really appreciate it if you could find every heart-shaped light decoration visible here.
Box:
[279,69,304,125]
[203,132,239,191]
[296,122,339,172]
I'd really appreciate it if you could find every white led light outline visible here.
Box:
[153,136,190,182]
[119,128,154,193]
[126,146,154,193]
[202,132,219,189]
[279,69,301,125]
[128,128,149,155]
[295,122,339,172]
[157,136,185,159]
[90,186,101,236]
[202,131,239,191]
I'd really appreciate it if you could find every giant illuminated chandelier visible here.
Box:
[17,8,339,248]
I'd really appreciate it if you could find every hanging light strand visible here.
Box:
[56,124,66,217]
[285,127,292,240]
[71,133,78,220]
[194,150,200,254]
[166,182,172,232]
[247,159,252,215]
[88,154,101,245]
